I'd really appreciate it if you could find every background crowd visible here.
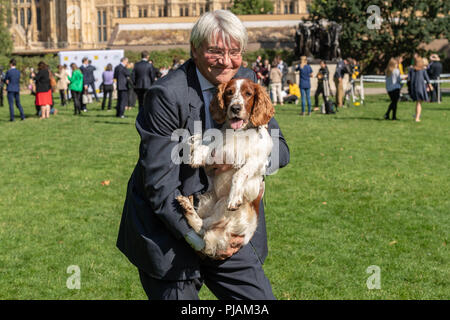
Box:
[249,51,444,121]
[0,51,184,121]
[0,50,444,123]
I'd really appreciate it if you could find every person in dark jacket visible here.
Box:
[314,60,329,110]
[113,57,130,118]
[427,54,443,103]
[33,61,53,119]
[4,59,25,121]
[80,58,98,105]
[131,51,156,112]
[116,10,290,300]
[0,66,5,107]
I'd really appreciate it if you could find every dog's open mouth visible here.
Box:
[230,117,246,130]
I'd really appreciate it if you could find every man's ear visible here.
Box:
[209,83,228,124]
[191,43,198,60]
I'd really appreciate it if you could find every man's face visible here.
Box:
[192,35,242,86]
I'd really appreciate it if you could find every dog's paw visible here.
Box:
[188,134,202,148]
[227,197,243,211]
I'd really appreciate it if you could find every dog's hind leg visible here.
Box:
[176,195,204,235]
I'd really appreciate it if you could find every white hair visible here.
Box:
[190,10,248,52]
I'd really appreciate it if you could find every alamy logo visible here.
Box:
[367,5,382,30]
[170,121,280,175]
[66,265,81,290]
[366,265,381,289]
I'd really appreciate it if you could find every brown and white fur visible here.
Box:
[177,78,275,259]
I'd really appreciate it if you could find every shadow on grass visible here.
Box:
[332,116,385,121]
[424,105,450,111]
[93,121,131,125]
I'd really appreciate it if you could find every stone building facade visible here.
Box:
[9,0,310,53]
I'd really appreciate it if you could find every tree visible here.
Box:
[231,0,274,15]
[308,0,450,73]
[0,0,13,57]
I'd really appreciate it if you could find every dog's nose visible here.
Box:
[230,105,241,114]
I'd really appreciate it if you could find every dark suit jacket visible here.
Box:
[80,64,96,84]
[116,59,290,280]
[5,68,21,93]
[114,64,131,91]
[131,60,156,90]
[427,61,443,80]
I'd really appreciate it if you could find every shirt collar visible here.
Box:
[196,68,215,92]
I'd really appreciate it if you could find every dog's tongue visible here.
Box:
[230,118,244,130]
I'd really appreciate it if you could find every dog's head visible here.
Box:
[210,78,274,130]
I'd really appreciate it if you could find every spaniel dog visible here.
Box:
[177,78,275,259]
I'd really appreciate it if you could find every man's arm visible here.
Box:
[149,64,156,84]
[136,85,193,241]
[266,117,290,175]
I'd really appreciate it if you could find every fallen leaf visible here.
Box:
[322,202,327,205]
[101,180,111,186]
[389,240,397,246]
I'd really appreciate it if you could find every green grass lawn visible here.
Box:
[0,92,449,299]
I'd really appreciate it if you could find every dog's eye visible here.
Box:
[225,89,233,96]
[245,91,253,97]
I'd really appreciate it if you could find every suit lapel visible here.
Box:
[185,60,206,135]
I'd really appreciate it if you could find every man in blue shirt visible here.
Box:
[4,59,25,121]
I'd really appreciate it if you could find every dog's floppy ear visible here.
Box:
[250,83,275,127]
[209,83,227,124]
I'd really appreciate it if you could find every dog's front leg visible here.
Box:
[189,134,211,168]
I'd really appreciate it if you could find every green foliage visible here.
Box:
[231,0,274,15]
[308,0,450,73]
[125,48,190,69]
[0,0,13,56]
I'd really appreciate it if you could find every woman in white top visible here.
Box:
[384,58,403,120]
[55,64,70,106]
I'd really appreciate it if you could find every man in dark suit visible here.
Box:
[4,59,25,121]
[80,58,99,107]
[116,10,290,300]
[427,54,443,103]
[0,66,5,107]
[132,51,156,112]
[114,57,130,118]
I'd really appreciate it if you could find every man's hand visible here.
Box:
[214,234,245,260]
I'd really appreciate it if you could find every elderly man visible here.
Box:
[427,54,443,103]
[116,10,290,300]
[114,57,130,118]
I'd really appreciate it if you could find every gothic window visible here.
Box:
[36,7,41,31]
[20,8,25,27]
[27,7,31,25]
[97,9,107,42]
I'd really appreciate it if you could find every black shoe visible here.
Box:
[384,114,389,120]
[392,118,399,121]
